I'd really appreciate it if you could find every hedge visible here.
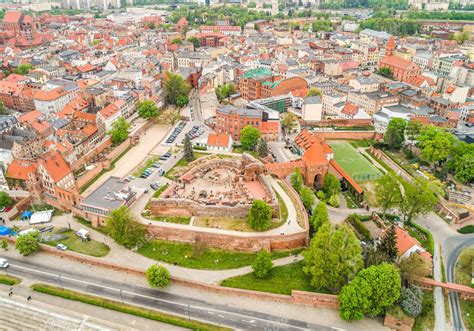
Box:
[0,274,21,286]
[31,284,229,331]
[346,214,371,241]
[457,225,474,234]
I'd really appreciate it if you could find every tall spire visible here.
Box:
[386,36,395,57]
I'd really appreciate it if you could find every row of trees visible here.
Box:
[384,118,474,184]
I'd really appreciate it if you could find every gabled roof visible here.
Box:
[3,11,22,24]
[207,133,230,148]
[5,159,36,181]
[39,151,71,182]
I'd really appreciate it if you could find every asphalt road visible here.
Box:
[3,257,332,331]
[444,235,474,331]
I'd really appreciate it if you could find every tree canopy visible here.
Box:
[399,178,438,223]
[310,202,329,233]
[137,100,159,119]
[15,231,41,256]
[0,192,13,207]
[281,112,298,134]
[106,206,145,248]
[215,83,236,101]
[384,118,406,150]
[183,134,194,162]
[304,224,363,293]
[108,117,130,145]
[307,88,322,97]
[375,173,402,216]
[240,126,260,151]
[322,173,341,198]
[300,186,316,211]
[164,72,191,107]
[252,250,273,278]
[417,126,456,165]
[290,168,303,193]
[257,139,269,158]
[247,199,272,231]
[146,265,171,288]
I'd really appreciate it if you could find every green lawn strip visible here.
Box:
[148,216,191,225]
[0,274,21,286]
[365,150,394,174]
[405,223,434,256]
[42,229,110,257]
[232,146,258,158]
[133,155,161,177]
[220,261,327,295]
[459,300,474,330]
[413,291,435,331]
[165,152,208,180]
[153,184,169,198]
[275,190,288,222]
[79,145,132,193]
[455,246,474,328]
[138,239,300,270]
[31,283,229,331]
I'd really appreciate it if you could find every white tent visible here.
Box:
[29,210,53,225]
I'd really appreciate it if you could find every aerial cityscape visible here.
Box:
[0,0,473,330]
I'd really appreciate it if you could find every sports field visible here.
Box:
[328,141,382,182]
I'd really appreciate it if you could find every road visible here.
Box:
[444,236,474,331]
[3,257,333,331]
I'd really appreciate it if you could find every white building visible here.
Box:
[301,96,323,122]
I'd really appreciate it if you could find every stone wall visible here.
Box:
[384,312,414,331]
[146,223,307,252]
[71,137,112,171]
[303,118,373,128]
[150,198,279,219]
[318,131,381,140]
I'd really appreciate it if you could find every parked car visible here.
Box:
[56,244,67,251]
[0,207,5,212]
[0,258,9,268]
[4,206,11,212]
[150,182,161,190]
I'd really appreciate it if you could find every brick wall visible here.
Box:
[303,119,373,128]
[72,137,112,171]
[146,224,307,252]
[384,312,414,331]
[75,163,106,189]
[318,131,379,140]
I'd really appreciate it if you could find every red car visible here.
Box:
[4,207,12,212]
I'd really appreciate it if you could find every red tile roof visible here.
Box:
[6,159,36,181]
[33,87,66,101]
[3,11,22,24]
[329,159,363,194]
[39,151,71,182]
[207,133,230,148]
[380,56,419,71]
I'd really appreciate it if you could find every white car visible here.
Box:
[0,258,9,268]
[56,244,67,251]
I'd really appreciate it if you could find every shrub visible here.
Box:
[146,265,171,288]
[247,200,272,231]
[346,214,371,241]
[316,190,325,200]
[15,231,41,256]
[399,285,423,317]
[457,225,474,234]
[328,194,340,208]
[252,250,273,278]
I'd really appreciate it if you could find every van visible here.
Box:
[0,258,8,268]
[76,228,90,241]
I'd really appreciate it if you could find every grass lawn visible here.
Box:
[193,216,283,231]
[164,152,209,180]
[220,261,324,295]
[232,146,258,158]
[275,190,289,222]
[455,245,474,330]
[148,216,191,225]
[405,222,434,256]
[152,184,169,198]
[278,182,306,229]
[328,141,382,182]
[413,291,435,331]
[31,283,228,331]
[138,239,300,270]
[43,229,110,257]
[0,274,21,286]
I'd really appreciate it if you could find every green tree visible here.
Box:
[304,224,363,293]
[307,87,322,97]
[290,168,304,193]
[397,252,430,284]
[338,263,401,321]
[322,173,341,197]
[399,178,438,223]
[310,202,329,232]
[300,186,315,211]
[0,191,13,207]
[257,139,269,158]
[240,126,260,151]
[400,285,423,317]
[176,95,189,107]
[108,117,130,145]
[15,231,41,256]
[164,72,191,106]
[137,100,159,119]
[281,112,297,134]
[448,141,474,184]
[375,173,402,216]
[417,126,456,165]
[377,67,394,79]
[183,134,194,162]
[384,118,406,150]
[187,36,200,48]
[252,250,273,278]
[106,206,145,248]
[247,199,272,231]
[215,83,236,101]
[2,239,8,251]
[328,194,340,208]
[405,120,422,143]
[171,37,182,45]
[455,31,469,45]
[146,265,171,288]
[377,224,398,263]
[14,63,33,75]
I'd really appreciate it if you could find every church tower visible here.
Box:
[385,36,395,57]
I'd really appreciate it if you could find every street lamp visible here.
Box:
[58,274,63,289]
[119,289,124,305]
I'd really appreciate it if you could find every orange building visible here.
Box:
[239,68,308,101]
[379,37,420,82]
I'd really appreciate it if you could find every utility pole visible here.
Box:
[58,274,63,289]
[119,289,124,305]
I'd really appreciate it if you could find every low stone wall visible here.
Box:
[71,137,112,171]
[146,224,307,252]
[318,131,380,140]
[150,198,279,219]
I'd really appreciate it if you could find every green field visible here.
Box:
[328,141,382,181]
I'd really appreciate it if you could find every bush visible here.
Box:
[457,225,474,234]
[252,250,273,278]
[328,194,340,208]
[146,265,171,288]
[316,190,325,200]
[346,214,371,241]
[15,231,41,256]
[400,285,423,317]
[247,200,272,231]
